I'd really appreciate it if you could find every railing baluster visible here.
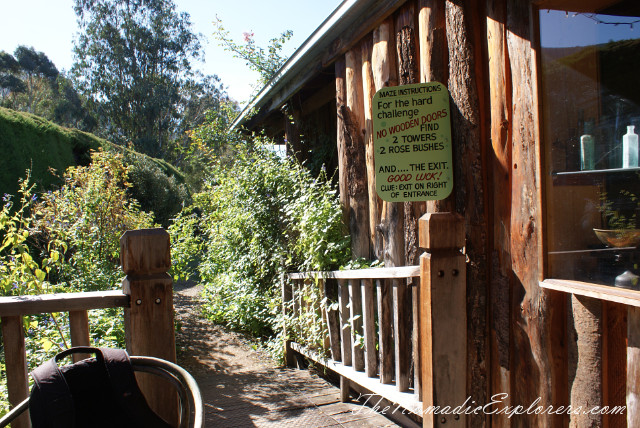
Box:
[338,279,352,402]
[293,279,301,336]
[362,278,377,377]
[394,278,411,391]
[377,278,394,384]
[349,279,364,371]
[323,278,342,361]
[1,315,29,428]
[69,309,91,362]
[338,279,352,366]
[282,277,296,367]
[412,277,421,400]
[318,278,331,352]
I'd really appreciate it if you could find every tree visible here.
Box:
[0,51,24,102]
[72,0,205,157]
[13,46,59,112]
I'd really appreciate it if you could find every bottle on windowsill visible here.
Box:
[622,125,639,168]
[580,121,595,170]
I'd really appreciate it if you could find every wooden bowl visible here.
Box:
[593,229,640,248]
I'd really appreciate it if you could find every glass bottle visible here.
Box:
[622,125,639,168]
[580,121,595,170]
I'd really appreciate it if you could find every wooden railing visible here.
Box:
[286,265,423,414]
[284,213,467,425]
[540,279,638,427]
[0,228,176,428]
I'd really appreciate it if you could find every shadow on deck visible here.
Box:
[174,282,417,428]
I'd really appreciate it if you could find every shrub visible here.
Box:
[170,140,350,344]
[0,150,154,417]
[33,149,154,291]
[125,154,190,228]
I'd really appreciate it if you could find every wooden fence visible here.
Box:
[284,213,467,425]
[0,228,176,428]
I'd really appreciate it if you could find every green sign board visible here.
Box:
[373,82,453,202]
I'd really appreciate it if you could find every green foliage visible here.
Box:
[0,172,64,296]
[1,151,154,416]
[169,140,350,348]
[125,154,190,228]
[33,149,154,291]
[0,47,95,130]
[0,106,106,197]
[599,187,639,230]
[177,100,240,191]
[213,17,293,90]
[0,107,187,214]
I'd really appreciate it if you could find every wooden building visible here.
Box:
[234,0,640,426]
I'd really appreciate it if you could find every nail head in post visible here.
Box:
[441,416,447,423]
[136,299,142,305]
[155,298,161,304]
[438,270,445,277]
[452,269,459,276]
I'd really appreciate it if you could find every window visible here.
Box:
[540,1,640,287]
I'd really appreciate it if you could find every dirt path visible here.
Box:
[173,282,411,427]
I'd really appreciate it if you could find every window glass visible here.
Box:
[540,4,640,287]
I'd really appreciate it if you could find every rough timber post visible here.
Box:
[1,315,29,428]
[121,228,177,425]
[419,213,466,427]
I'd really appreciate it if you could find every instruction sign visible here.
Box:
[373,82,453,202]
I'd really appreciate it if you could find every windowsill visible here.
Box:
[540,278,640,307]
[551,166,640,186]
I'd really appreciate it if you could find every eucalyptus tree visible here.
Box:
[0,47,59,113]
[72,0,203,157]
[0,51,26,102]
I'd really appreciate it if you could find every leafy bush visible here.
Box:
[33,149,154,291]
[125,154,190,228]
[169,140,350,343]
[1,150,154,417]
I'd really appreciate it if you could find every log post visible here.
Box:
[628,306,640,426]
[336,57,350,225]
[569,295,602,427]
[361,39,382,261]
[419,212,466,428]
[486,0,513,424]
[1,315,29,428]
[345,46,371,259]
[121,228,177,426]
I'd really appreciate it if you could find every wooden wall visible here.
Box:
[331,0,556,426]
[267,0,635,426]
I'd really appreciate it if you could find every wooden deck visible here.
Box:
[174,282,418,427]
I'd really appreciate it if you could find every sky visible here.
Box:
[0,0,343,105]
[540,10,640,48]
